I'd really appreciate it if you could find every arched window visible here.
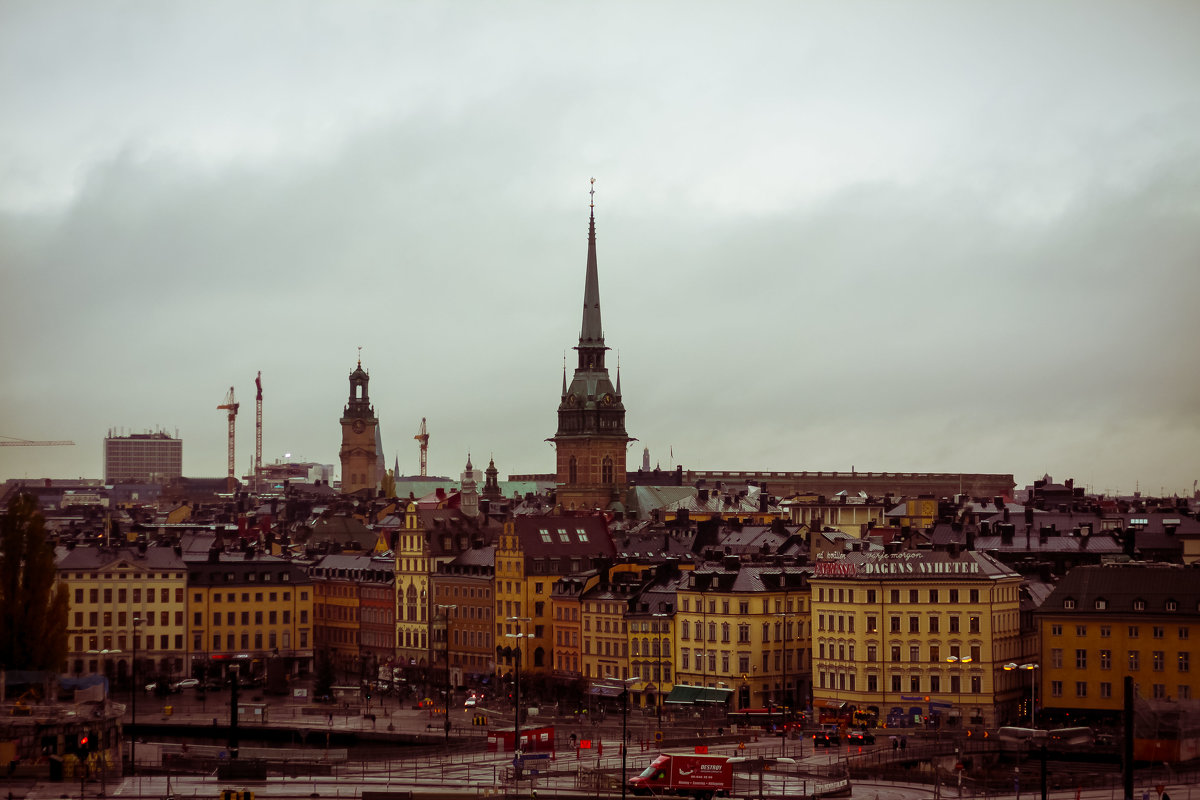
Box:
[406,585,418,622]
[568,456,578,485]
[602,455,613,484]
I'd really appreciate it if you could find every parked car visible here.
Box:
[172,678,200,691]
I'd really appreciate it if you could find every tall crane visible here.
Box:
[0,436,75,446]
[414,417,429,477]
[255,371,263,495]
[217,387,239,494]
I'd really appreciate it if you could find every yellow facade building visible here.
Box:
[58,545,188,682]
[185,552,314,680]
[810,548,1022,729]
[673,559,811,713]
[1036,563,1200,720]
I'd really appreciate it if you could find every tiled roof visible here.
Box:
[514,516,615,560]
[57,544,185,570]
[1038,563,1200,615]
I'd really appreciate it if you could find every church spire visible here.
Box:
[579,178,604,347]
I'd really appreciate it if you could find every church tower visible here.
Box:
[339,355,380,495]
[551,181,631,511]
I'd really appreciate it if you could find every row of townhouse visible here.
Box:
[56,542,315,683]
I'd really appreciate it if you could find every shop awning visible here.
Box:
[665,685,734,705]
[816,699,847,709]
[589,684,624,697]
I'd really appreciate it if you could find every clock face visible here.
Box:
[353,419,366,434]
[602,393,613,406]
[566,394,578,407]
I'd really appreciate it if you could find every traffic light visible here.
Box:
[77,733,89,754]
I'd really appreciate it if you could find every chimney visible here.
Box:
[698,489,709,504]
[723,555,740,571]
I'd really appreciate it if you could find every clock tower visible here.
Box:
[551,182,631,511]
[339,356,379,496]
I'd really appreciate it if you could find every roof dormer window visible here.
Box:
[1166,600,1178,612]
[1064,598,1076,610]
[1134,599,1146,611]
[1095,599,1107,610]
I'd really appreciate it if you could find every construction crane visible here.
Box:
[255,371,263,495]
[217,387,239,494]
[0,436,75,446]
[414,417,429,477]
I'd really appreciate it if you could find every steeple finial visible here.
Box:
[562,352,567,394]
[357,345,362,368]
[580,179,603,345]
[616,350,622,395]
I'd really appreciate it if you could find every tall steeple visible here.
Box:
[579,178,604,348]
[550,179,632,513]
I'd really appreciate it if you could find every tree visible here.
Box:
[380,468,397,499]
[0,492,69,670]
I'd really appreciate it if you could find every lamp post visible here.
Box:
[601,677,639,800]
[1004,662,1039,727]
[774,603,795,758]
[503,616,532,781]
[436,604,457,743]
[651,612,669,734]
[945,655,973,728]
[130,616,142,775]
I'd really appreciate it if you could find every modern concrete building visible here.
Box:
[103,430,182,484]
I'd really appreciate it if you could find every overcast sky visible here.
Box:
[2,1,1198,497]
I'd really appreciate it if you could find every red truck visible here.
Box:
[628,753,733,800]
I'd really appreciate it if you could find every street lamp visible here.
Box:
[1004,662,1039,727]
[131,616,142,774]
[502,616,532,780]
[651,612,669,733]
[774,603,796,757]
[945,655,973,728]
[600,677,639,800]
[436,604,457,743]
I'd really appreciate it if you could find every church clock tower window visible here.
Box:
[569,456,578,485]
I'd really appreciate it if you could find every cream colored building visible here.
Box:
[810,548,1022,729]
[57,544,188,681]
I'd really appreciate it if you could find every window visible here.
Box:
[1051,649,1063,669]
[1134,599,1145,611]
[909,616,920,633]
[1129,626,1140,638]
[1051,624,1062,636]
[910,645,920,662]
[1181,685,1192,700]
[928,616,939,633]
[1076,649,1087,669]
[890,590,900,603]
[949,590,959,603]
[930,674,940,692]
[949,616,960,634]
[891,675,902,692]
[970,616,980,633]
[1100,682,1112,698]
[576,527,589,543]
[1100,650,1112,670]
[1129,651,1140,670]
[1153,683,1166,699]
[1051,680,1063,697]
[1095,599,1107,610]
[891,645,901,662]
[1153,626,1165,639]
[909,590,919,603]
[890,617,901,633]
[1076,682,1088,698]
[929,645,940,663]
[1101,625,1111,638]
[866,616,878,633]
[1153,651,1165,672]
[1076,625,1087,637]
[867,590,876,603]
[969,589,979,603]
[1181,628,1190,640]
[971,675,981,694]
[1064,599,1076,610]
[1179,652,1190,673]
[929,590,939,603]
